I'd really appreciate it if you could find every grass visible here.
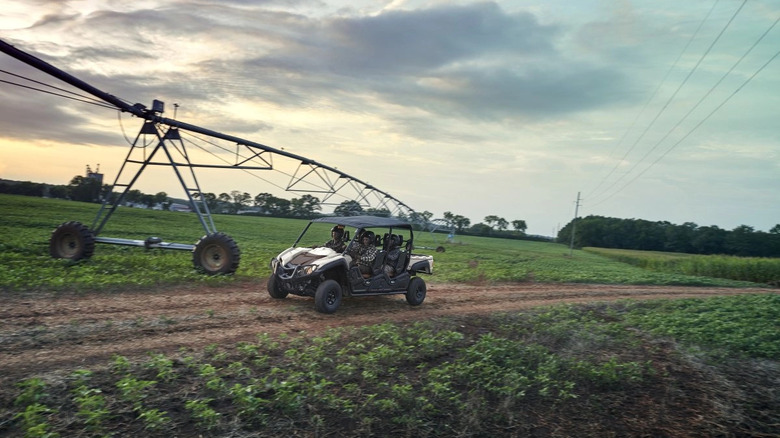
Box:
[0,194,763,292]
[1,194,778,436]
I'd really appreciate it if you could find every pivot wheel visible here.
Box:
[315,279,342,314]
[49,221,95,260]
[405,277,426,306]
[193,232,241,275]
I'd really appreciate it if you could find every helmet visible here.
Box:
[361,230,375,242]
[331,225,344,238]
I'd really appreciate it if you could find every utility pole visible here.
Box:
[569,192,581,256]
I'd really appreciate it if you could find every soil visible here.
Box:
[1,281,774,385]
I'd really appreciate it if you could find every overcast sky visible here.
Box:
[1,0,778,236]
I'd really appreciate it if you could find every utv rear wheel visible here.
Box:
[315,280,342,314]
[193,232,240,275]
[267,276,288,299]
[50,221,95,260]
[405,277,426,306]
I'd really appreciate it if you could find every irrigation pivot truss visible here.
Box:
[0,39,418,274]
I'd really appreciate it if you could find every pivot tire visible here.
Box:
[193,232,240,275]
[315,279,342,314]
[49,221,95,260]
[405,277,426,306]
[267,276,288,299]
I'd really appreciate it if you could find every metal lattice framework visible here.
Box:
[0,39,420,273]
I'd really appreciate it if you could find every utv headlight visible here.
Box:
[294,265,316,277]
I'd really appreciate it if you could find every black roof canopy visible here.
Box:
[311,215,411,229]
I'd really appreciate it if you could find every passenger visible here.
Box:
[384,234,401,277]
[349,230,377,276]
[324,225,346,252]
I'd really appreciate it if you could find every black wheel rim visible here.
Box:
[327,289,337,306]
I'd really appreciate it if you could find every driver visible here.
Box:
[324,225,346,252]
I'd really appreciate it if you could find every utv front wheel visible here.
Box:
[405,277,426,306]
[267,276,288,299]
[315,280,342,314]
[193,232,240,275]
[50,221,95,260]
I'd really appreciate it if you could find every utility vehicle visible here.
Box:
[268,216,434,313]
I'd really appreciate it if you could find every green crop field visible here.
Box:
[0,194,764,292]
[584,246,780,285]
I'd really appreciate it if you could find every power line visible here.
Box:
[585,0,721,199]
[588,0,754,207]
[611,44,780,198]
[0,76,118,110]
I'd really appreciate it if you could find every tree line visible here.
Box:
[558,215,780,257]
[1,176,533,238]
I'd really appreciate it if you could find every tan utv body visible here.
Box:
[268,216,433,313]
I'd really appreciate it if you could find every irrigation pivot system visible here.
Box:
[0,39,418,275]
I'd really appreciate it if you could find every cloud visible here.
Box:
[2,0,779,234]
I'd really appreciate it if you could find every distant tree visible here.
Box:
[153,191,168,207]
[484,215,500,229]
[725,225,758,256]
[48,185,69,199]
[290,194,321,217]
[408,210,434,228]
[266,197,291,216]
[67,175,102,203]
[691,225,727,255]
[512,220,527,234]
[334,200,363,216]
[770,224,780,234]
[664,222,697,253]
[218,193,232,213]
[495,217,508,231]
[139,193,153,208]
[125,189,143,205]
[230,190,252,213]
[442,211,455,227]
[194,192,219,212]
[451,215,471,232]
[469,223,492,235]
[254,192,272,207]
[364,207,391,217]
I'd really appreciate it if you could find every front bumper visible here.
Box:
[271,262,320,296]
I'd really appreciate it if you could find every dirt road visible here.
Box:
[1,281,774,384]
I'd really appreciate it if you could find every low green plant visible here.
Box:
[71,385,110,432]
[14,378,49,407]
[111,354,132,374]
[116,376,156,408]
[145,352,177,382]
[623,294,780,359]
[185,398,220,430]
[5,294,778,437]
[13,403,59,438]
[137,408,170,431]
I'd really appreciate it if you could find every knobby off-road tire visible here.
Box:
[405,277,427,306]
[49,221,95,260]
[315,279,342,314]
[192,232,240,275]
[267,276,288,299]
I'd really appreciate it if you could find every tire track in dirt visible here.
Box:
[0,281,774,384]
